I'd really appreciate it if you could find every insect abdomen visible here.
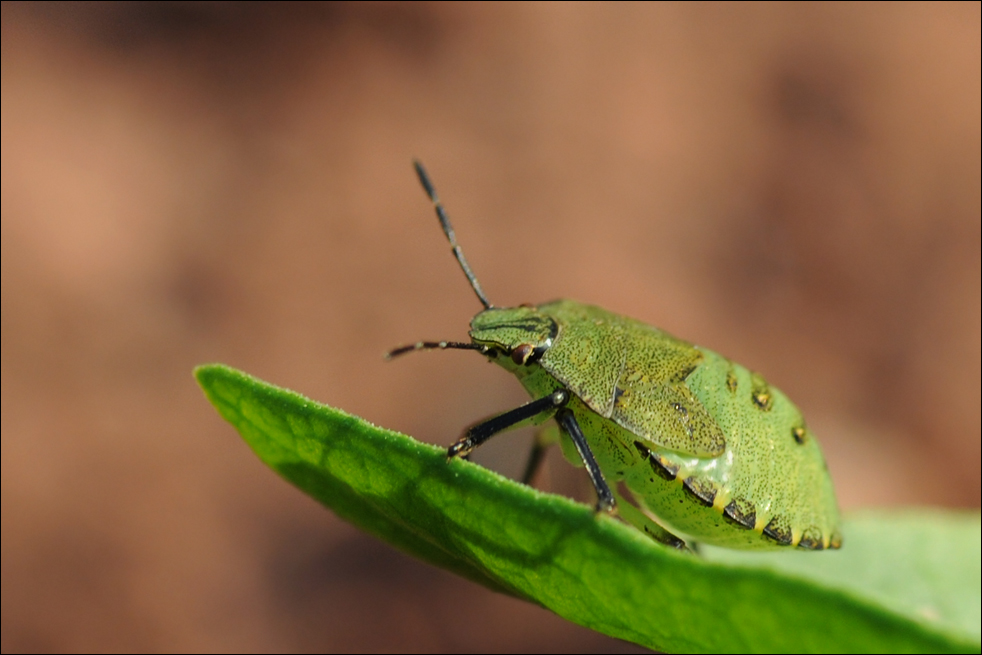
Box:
[527,299,840,550]
[637,349,841,550]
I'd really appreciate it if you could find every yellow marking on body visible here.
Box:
[712,489,731,512]
[750,372,774,411]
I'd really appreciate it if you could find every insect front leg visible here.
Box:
[521,424,559,486]
[554,409,616,515]
[448,390,569,459]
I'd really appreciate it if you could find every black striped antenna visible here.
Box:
[413,160,493,310]
[385,340,491,360]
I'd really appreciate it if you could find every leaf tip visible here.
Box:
[193,363,248,410]
[194,362,237,386]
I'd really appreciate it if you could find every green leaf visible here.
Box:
[195,363,980,653]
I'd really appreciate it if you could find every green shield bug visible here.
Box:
[388,161,841,552]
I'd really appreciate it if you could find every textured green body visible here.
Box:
[471,299,841,550]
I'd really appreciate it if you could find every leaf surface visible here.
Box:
[196,364,980,653]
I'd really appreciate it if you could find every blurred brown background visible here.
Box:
[2,2,979,652]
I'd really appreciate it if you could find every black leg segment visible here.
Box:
[520,440,549,486]
[555,409,616,514]
[448,390,569,459]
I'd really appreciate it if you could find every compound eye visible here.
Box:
[511,343,534,365]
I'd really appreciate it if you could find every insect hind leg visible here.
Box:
[612,486,691,552]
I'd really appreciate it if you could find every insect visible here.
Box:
[388,161,841,551]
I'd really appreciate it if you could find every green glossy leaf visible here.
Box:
[195,364,980,653]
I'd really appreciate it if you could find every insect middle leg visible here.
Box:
[555,409,616,514]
